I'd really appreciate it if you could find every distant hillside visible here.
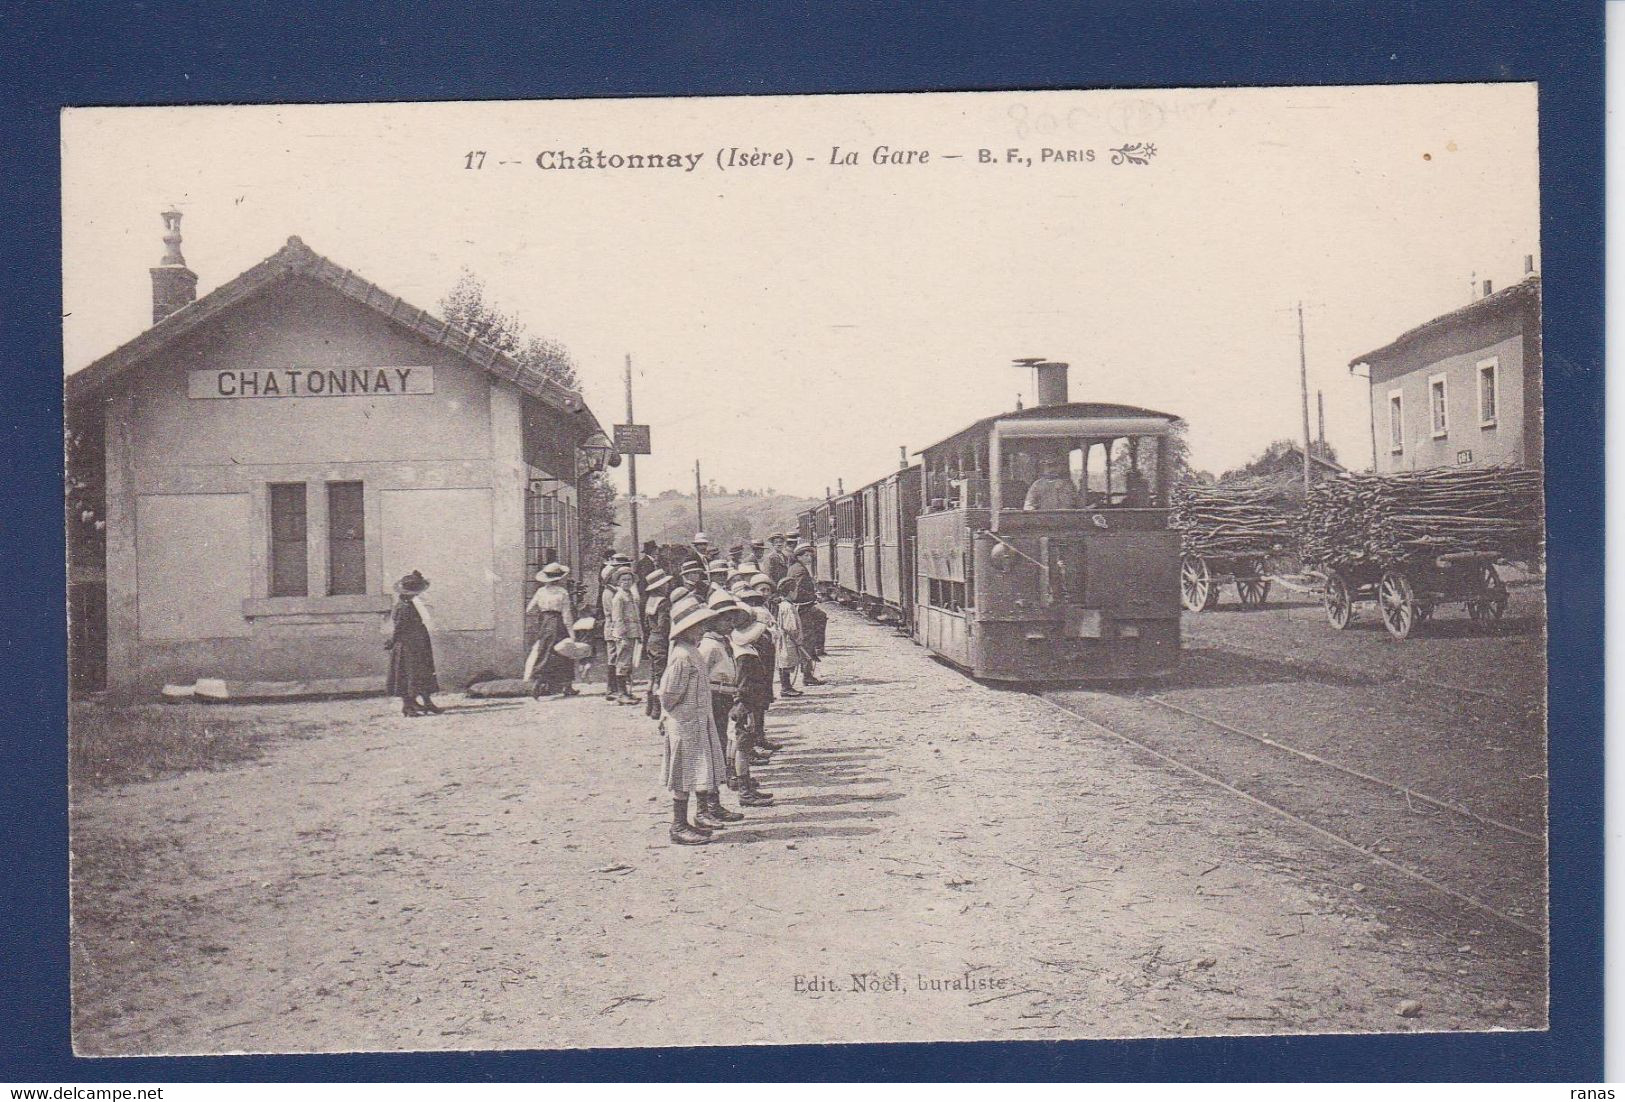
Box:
[613,491,822,552]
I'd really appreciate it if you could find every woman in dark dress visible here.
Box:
[386,570,440,717]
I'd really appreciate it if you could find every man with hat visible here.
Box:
[636,539,661,590]
[727,542,745,567]
[385,570,441,717]
[763,533,790,586]
[786,542,828,675]
[679,557,711,603]
[689,532,713,568]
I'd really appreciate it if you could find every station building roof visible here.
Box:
[66,235,605,437]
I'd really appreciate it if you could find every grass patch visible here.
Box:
[69,701,335,790]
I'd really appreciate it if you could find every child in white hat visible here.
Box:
[658,594,737,844]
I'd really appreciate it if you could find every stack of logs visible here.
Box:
[1171,476,1303,560]
[1302,467,1543,570]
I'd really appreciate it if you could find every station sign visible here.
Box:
[189,366,435,399]
[614,424,652,455]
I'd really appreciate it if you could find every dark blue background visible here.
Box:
[2,0,1603,1082]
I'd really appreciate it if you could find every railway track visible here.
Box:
[1036,686,1547,942]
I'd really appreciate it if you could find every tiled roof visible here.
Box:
[1349,275,1541,369]
[66,236,602,433]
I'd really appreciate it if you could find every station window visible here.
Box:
[327,481,366,596]
[1387,390,1404,453]
[1429,374,1448,438]
[1478,358,1498,427]
[268,482,308,597]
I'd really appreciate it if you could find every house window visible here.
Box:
[326,481,366,596]
[1478,358,1499,427]
[1428,374,1448,438]
[1387,390,1404,452]
[268,482,308,597]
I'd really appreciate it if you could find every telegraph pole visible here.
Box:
[624,355,639,556]
[695,460,705,532]
[1298,302,1312,490]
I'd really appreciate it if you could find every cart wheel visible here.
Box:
[1236,576,1271,609]
[1323,571,1353,629]
[1378,570,1417,640]
[1468,563,1509,625]
[1181,556,1215,613]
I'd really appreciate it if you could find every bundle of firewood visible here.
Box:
[1301,467,1544,569]
[1172,476,1302,559]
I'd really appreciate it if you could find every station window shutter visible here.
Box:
[327,481,366,595]
[268,482,308,597]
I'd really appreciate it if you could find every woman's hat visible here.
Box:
[693,532,711,546]
[614,566,636,582]
[644,568,672,590]
[706,588,742,614]
[730,622,768,649]
[395,570,430,595]
[750,573,773,589]
[668,594,718,638]
[680,558,706,576]
[707,560,730,576]
[553,639,593,660]
[536,562,569,582]
[670,585,691,603]
[794,542,814,555]
[572,616,596,633]
[608,552,632,565]
[736,560,759,574]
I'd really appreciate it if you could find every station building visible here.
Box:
[67,214,611,698]
[1350,268,1543,475]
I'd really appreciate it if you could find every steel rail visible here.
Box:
[1145,694,1544,842]
[1035,692,1546,941]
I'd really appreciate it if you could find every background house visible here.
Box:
[1351,267,1542,474]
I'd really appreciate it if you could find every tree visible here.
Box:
[438,269,612,558]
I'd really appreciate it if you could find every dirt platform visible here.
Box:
[71,606,1544,1055]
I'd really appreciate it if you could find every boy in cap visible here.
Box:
[604,566,644,704]
[698,590,748,812]
[726,594,776,805]
[641,567,672,719]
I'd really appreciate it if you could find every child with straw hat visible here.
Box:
[658,593,736,844]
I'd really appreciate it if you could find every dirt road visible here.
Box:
[71,607,1544,1055]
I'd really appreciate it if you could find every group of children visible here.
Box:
[594,543,826,845]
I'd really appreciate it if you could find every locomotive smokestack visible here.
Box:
[1034,361,1069,407]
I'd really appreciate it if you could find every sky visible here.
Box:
[62,85,1539,497]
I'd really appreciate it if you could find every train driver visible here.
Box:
[1023,452,1081,511]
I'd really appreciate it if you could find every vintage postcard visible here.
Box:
[62,85,1546,1055]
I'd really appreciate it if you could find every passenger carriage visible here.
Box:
[838,464,923,623]
[913,367,1182,681]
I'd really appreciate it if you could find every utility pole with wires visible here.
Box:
[1298,302,1312,490]
[624,355,639,556]
[694,459,704,532]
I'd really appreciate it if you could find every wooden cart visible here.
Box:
[1320,551,1508,639]
[1179,553,1272,612]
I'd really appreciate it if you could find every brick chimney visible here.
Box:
[150,209,197,324]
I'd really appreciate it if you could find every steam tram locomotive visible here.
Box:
[800,361,1183,682]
